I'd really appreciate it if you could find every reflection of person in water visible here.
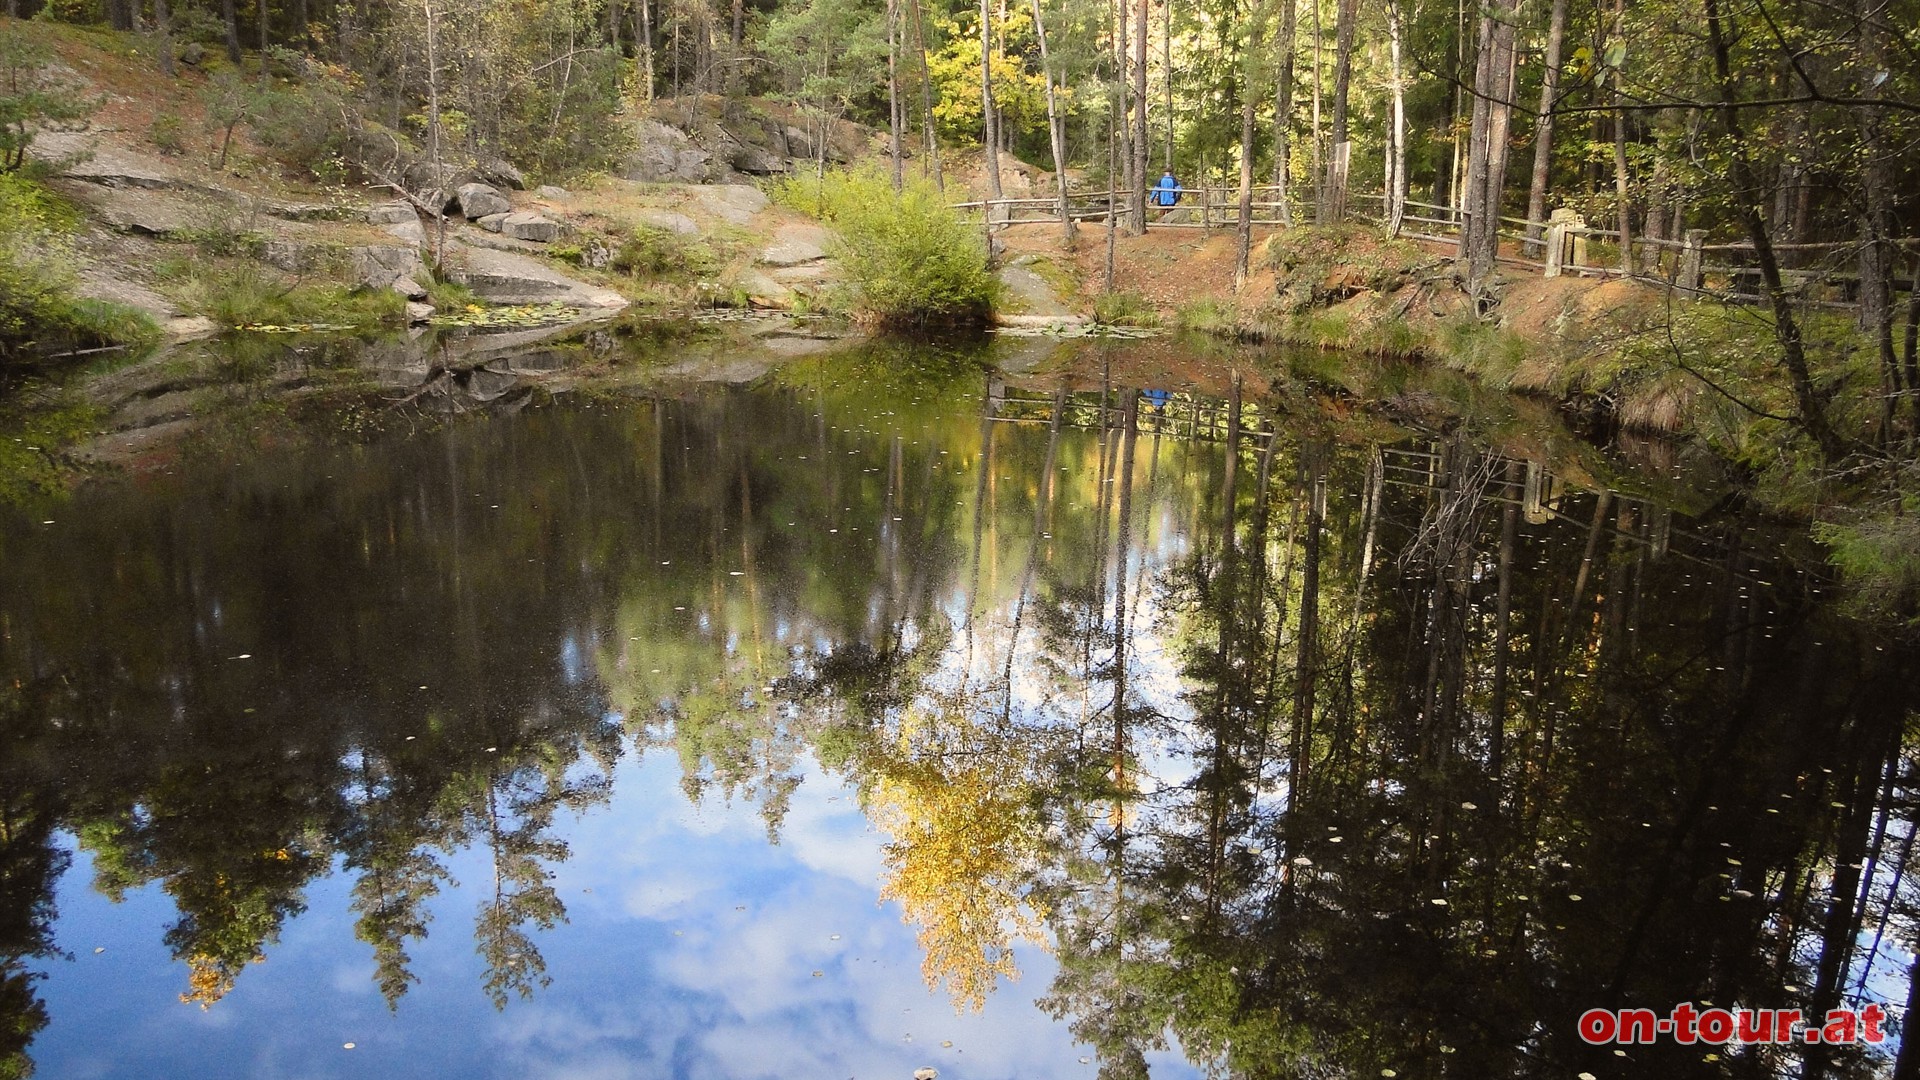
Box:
[1143,389,1173,411]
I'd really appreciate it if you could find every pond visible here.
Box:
[1,328,1915,1079]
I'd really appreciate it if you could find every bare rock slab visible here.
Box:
[448,242,627,308]
[688,184,770,225]
[636,210,700,236]
[758,223,832,267]
[367,202,417,224]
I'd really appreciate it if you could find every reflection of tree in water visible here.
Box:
[437,735,617,1009]
[0,682,67,1080]
[1038,411,1920,1080]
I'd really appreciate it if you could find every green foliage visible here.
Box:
[1815,493,1920,625]
[422,277,477,311]
[0,173,159,363]
[158,261,404,330]
[0,33,97,173]
[148,112,188,156]
[249,74,360,184]
[1091,291,1159,327]
[1262,226,1432,312]
[609,226,714,280]
[0,394,104,504]
[779,166,998,328]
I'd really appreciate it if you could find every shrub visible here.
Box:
[149,112,189,156]
[160,262,404,329]
[1092,291,1158,327]
[609,226,712,279]
[778,166,998,328]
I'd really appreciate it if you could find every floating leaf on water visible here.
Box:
[1431,898,1448,906]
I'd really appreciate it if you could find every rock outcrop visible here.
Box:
[447,242,628,308]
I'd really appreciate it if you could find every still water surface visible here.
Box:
[1,338,1916,1079]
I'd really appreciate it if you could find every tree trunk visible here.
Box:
[1234,3,1263,288]
[888,0,903,191]
[1320,0,1356,222]
[155,0,175,77]
[223,0,242,62]
[1702,0,1850,462]
[1115,0,1134,230]
[1462,0,1516,287]
[1524,0,1569,250]
[1308,0,1322,213]
[1607,0,1634,274]
[1162,0,1173,172]
[634,0,654,103]
[1856,0,1897,444]
[258,0,270,87]
[1129,0,1149,234]
[1272,0,1295,224]
[1384,0,1406,235]
[980,0,1003,203]
[1030,0,1074,241]
[909,0,941,188]
[422,0,446,268]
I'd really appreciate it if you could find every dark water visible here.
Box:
[1,336,1916,1079]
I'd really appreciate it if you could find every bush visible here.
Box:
[149,112,189,156]
[609,226,712,279]
[160,262,404,329]
[777,166,998,328]
[1092,291,1159,327]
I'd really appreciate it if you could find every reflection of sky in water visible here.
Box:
[34,749,1202,1080]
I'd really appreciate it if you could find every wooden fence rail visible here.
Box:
[954,185,1919,309]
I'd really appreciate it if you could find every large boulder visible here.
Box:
[474,158,527,191]
[457,183,512,219]
[351,245,432,294]
[499,212,559,243]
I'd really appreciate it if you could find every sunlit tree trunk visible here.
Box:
[1383,0,1406,236]
[1121,0,1136,233]
[1272,0,1295,224]
[634,0,655,102]
[980,0,1003,204]
[1030,0,1074,240]
[1319,0,1355,221]
[908,0,941,188]
[1524,0,1569,250]
[1607,0,1634,273]
[888,0,903,191]
[1235,2,1264,287]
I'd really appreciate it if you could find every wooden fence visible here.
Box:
[953,186,1918,310]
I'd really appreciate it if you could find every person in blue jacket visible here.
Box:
[1151,170,1183,212]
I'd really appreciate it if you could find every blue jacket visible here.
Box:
[1151,174,1182,206]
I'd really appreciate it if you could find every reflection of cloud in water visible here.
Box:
[523,751,1199,1080]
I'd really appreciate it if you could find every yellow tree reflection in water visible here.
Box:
[868,703,1052,1012]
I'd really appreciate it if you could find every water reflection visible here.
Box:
[0,337,1915,1079]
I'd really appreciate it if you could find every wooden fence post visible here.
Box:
[1679,229,1706,292]
[1544,222,1566,277]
